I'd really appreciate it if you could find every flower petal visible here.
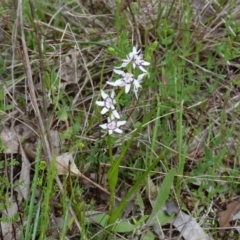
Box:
[101,107,109,115]
[106,81,119,87]
[139,66,147,73]
[129,47,140,58]
[125,84,131,93]
[110,90,115,98]
[122,60,130,67]
[133,80,141,88]
[128,52,134,59]
[113,69,125,76]
[101,90,108,99]
[99,123,107,129]
[114,128,123,134]
[96,101,105,106]
[142,61,150,66]
[138,73,147,81]
[114,65,122,69]
[117,120,127,127]
[112,110,120,119]
[110,105,115,110]
[116,79,126,87]
[132,46,137,53]
[108,130,113,135]
[133,89,139,99]
[134,47,141,54]
[107,79,125,87]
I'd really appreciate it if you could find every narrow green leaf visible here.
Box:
[107,156,166,228]
[147,168,175,224]
[94,213,135,233]
[108,164,119,193]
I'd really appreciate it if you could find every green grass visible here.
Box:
[1,0,240,239]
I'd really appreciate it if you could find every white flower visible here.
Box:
[118,56,131,68]
[132,53,150,73]
[133,86,139,99]
[128,46,141,60]
[116,47,150,72]
[132,73,146,99]
[99,115,126,135]
[107,69,141,94]
[96,90,120,119]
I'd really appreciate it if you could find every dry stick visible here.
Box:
[28,0,47,118]
[57,161,121,202]
[17,0,82,233]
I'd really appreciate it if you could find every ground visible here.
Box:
[1,0,240,239]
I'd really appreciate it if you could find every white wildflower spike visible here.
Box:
[107,69,141,94]
[96,46,149,134]
[99,115,126,135]
[96,90,120,119]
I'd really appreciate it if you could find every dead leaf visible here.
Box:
[0,127,18,153]
[58,48,82,83]
[59,68,82,82]
[14,122,38,141]
[218,199,240,235]
[146,177,158,199]
[56,153,80,175]
[22,130,60,161]
[23,142,37,161]
[1,198,20,240]
[55,153,120,201]
[233,208,240,221]
[81,172,97,189]
[49,216,68,238]
[165,202,179,215]
[15,145,31,201]
[192,0,215,22]
[170,210,213,240]
[122,194,135,219]
[49,130,61,155]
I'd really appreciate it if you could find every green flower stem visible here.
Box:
[107,134,113,165]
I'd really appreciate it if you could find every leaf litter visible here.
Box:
[1,198,20,240]
[218,199,240,236]
[15,145,31,201]
[0,127,19,154]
